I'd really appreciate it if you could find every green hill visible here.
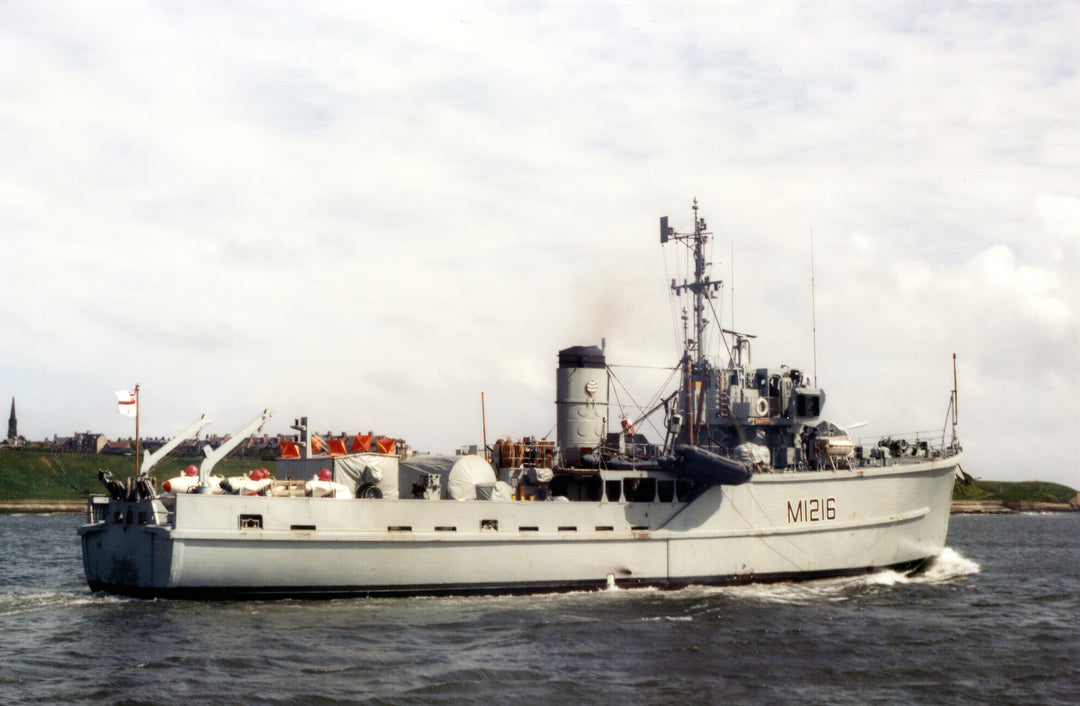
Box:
[0,449,267,501]
[952,479,1077,504]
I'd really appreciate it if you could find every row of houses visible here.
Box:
[40,431,405,458]
[3,401,411,458]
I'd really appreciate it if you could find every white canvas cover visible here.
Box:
[735,441,771,469]
[333,453,400,499]
[275,453,401,499]
[398,455,497,500]
[478,480,514,502]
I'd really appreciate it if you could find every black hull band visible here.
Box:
[88,557,930,600]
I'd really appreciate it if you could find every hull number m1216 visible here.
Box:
[787,498,836,523]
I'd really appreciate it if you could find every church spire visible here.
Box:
[7,397,16,441]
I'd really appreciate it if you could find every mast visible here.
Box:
[481,392,488,461]
[952,353,959,449]
[661,199,722,444]
[134,384,140,478]
[810,231,818,386]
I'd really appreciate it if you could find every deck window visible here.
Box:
[550,474,603,502]
[624,478,656,503]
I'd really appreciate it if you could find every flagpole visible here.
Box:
[135,383,141,477]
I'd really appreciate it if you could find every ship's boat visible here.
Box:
[659,445,754,486]
[79,201,963,598]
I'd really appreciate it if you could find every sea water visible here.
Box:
[1,513,1077,705]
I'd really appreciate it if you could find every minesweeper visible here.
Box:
[80,202,962,598]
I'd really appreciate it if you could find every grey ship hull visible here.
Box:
[79,456,957,598]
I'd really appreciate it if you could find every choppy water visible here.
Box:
[1,513,1077,705]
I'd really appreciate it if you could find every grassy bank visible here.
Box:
[952,479,1077,504]
[0,449,266,501]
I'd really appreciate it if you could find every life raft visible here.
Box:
[661,445,754,485]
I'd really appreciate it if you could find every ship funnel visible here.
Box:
[556,345,608,465]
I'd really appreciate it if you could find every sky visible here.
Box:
[1,2,1077,488]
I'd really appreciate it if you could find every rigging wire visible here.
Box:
[706,283,733,363]
[607,364,680,371]
[607,364,680,442]
[638,365,681,422]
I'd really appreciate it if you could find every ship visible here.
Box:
[79,201,963,598]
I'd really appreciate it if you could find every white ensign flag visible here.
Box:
[115,389,137,417]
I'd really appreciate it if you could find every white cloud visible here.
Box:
[1,1,1078,488]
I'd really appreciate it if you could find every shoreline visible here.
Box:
[950,500,1078,514]
[0,500,84,515]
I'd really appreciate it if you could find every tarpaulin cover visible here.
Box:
[476,480,514,502]
[735,442,772,469]
[276,453,400,499]
[399,455,497,500]
[333,453,400,499]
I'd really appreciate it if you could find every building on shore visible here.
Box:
[2,398,24,448]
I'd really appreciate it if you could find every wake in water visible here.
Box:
[692,546,982,605]
[0,589,130,618]
[393,546,983,614]
[886,547,981,584]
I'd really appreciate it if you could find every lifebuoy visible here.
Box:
[755,397,770,417]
